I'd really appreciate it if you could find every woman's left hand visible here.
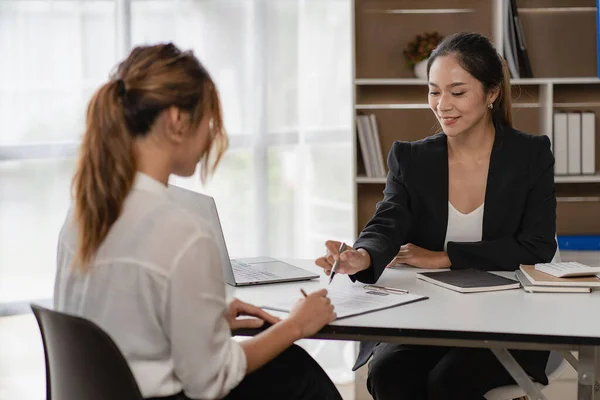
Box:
[386,243,451,269]
[225,298,281,330]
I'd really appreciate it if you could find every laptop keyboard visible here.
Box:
[231,260,281,281]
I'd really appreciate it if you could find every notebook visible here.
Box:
[416,269,520,293]
[534,261,600,278]
[261,284,428,320]
[520,265,600,288]
[515,270,591,293]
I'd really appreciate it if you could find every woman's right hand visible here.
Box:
[287,288,336,338]
[315,240,371,276]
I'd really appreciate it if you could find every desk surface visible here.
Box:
[229,259,600,348]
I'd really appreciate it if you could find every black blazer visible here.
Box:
[350,126,557,380]
[352,126,556,283]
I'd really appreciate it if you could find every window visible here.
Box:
[135,0,354,259]
[0,0,118,303]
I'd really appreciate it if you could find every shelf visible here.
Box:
[352,0,600,238]
[364,8,476,15]
[557,196,600,202]
[544,78,600,84]
[517,7,596,14]
[512,103,541,108]
[555,175,600,184]
[356,176,386,184]
[357,176,600,184]
[355,78,600,86]
[356,103,539,110]
[554,102,600,108]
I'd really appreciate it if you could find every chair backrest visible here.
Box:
[545,350,568,377]
[30,304,144,400]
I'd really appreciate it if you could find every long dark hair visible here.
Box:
[72,43,228,269]
[427,32,512,128]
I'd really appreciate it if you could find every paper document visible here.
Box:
[261,284,427,320]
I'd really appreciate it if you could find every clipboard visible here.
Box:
[261,284,428,320]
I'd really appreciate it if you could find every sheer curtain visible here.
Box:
[0,0,354,383]
[0,0,117,302]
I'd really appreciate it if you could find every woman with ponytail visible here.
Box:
[54,43,342,400]
[316,32,557,399]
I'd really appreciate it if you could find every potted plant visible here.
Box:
[403,32,443,79]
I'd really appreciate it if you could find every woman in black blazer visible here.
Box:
[316,32,556,399]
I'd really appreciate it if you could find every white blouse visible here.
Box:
[443,202,484,251]
[54,173,246,399]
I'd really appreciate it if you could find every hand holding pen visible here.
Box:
[314,240,372,282]
[328,242,347,284]
[287,288,336,337]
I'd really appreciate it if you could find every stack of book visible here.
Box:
[503,0,532,78]
[356,114,385,178]
[517,263,600,293]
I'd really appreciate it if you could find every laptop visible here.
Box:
[167,184,320,286]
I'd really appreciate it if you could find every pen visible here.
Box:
[328,242,347,285]
[300,289,308,298]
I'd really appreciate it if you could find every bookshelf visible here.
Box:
[351,0,600,239]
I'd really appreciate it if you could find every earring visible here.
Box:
[488,103,493,110]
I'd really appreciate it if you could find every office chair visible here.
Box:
[485,238,570,400]
[484,351,570,400]
[30,304,144,400]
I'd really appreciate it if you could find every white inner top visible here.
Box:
[443,202,484,251]
[54,173,246,399]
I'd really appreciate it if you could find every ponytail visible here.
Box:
[72,80,136,269]
[492,55,513,128]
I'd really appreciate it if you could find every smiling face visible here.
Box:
[427,54,499,139]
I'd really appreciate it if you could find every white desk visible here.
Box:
[229,259,600,400]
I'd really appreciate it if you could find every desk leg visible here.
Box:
[491,348,547,400]
[561,350,600,392]
[578,346,597,400]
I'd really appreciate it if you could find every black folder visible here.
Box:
[417,269,520,293]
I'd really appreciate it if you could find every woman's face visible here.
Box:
[427,54,497,139]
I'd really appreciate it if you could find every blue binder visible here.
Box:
[558,235,600,251]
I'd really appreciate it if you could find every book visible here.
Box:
[503,0,520,78]
[581,112,596,175]
[515,270,591,293]
[553,113,568,174]
[356,115,374,177]
[416,269,520,294]
[510,0,533,78]
[534,262,600,278]
[369,114,386,177]
[567,113,582,175]
[356,114,386,178]
[520,265,600,287]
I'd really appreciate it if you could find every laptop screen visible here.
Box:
[166,184,236,284]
